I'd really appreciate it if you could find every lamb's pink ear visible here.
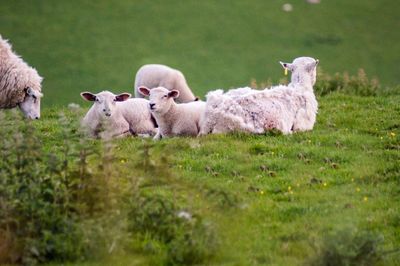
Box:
[138,86,151,96]
[168,90,180,99]
[81,92,96,101]
[115,93,131,102]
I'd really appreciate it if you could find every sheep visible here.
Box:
[199,57,319,135]
[80,90,157,139]
[0,35,43,119]
[138,86,206,140]
[134,64,199,103]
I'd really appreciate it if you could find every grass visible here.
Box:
[16,91,396,265]
[1,0,399,265]
[0,0,399,107]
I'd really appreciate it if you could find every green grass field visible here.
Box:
[1,1,400,265]
[18,91,397,266]
[1,0,399,106]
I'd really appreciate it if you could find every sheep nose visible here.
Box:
[35,117,39,120]
[105,113,111,117]
[149,103,155,110]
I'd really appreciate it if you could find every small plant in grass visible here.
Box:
[128,191,181,243]
[315,68,380,96]
[128,190,218,265]
[204,187,240,209]
[308,228,384,266]
[166,216,218,265]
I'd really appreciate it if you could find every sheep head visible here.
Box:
[80,90,131,118]
[19,87,43,119]
[138,86,178,115]
[280,57,319,87]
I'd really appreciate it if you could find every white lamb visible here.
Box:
[138,86,206,140]
[134,64,199,103]
[0,35,43,119]
[80,91,157,139]
[199,57,319,135]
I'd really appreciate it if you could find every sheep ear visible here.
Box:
[306,59,319,72]
[115,93,131,102]
[168,90,180,99]
[81,92,97,101]
[279,61,293,71]
[138,86,150,96]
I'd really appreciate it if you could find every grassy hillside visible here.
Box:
[1,1,400,265]
[1,90,399,265]
[0,0,399,106]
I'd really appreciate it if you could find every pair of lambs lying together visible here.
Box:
[81,57,319,139]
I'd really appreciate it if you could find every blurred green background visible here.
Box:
[1,0,399,107]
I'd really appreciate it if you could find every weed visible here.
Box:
[315,68,380,96]
[0,111,85,264]
[308,228,384,266]
[0,111,126,264]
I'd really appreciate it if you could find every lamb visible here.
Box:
[199,57,319,135]
[0,35,43,119]
[134,64,199,103]
[80,90,157,139]
[138,86,206,140]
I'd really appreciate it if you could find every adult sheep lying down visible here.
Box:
[0,35,43,119]
[80,91,157,139]
[199,57,319,135]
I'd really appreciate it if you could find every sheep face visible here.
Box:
[138,86,179,115]
[19,88,43,119]
[80,91,131,117]
[280,57,319,86]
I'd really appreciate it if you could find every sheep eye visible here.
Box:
[163,95,168,98]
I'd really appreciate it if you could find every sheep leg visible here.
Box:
[153,128,162,140]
